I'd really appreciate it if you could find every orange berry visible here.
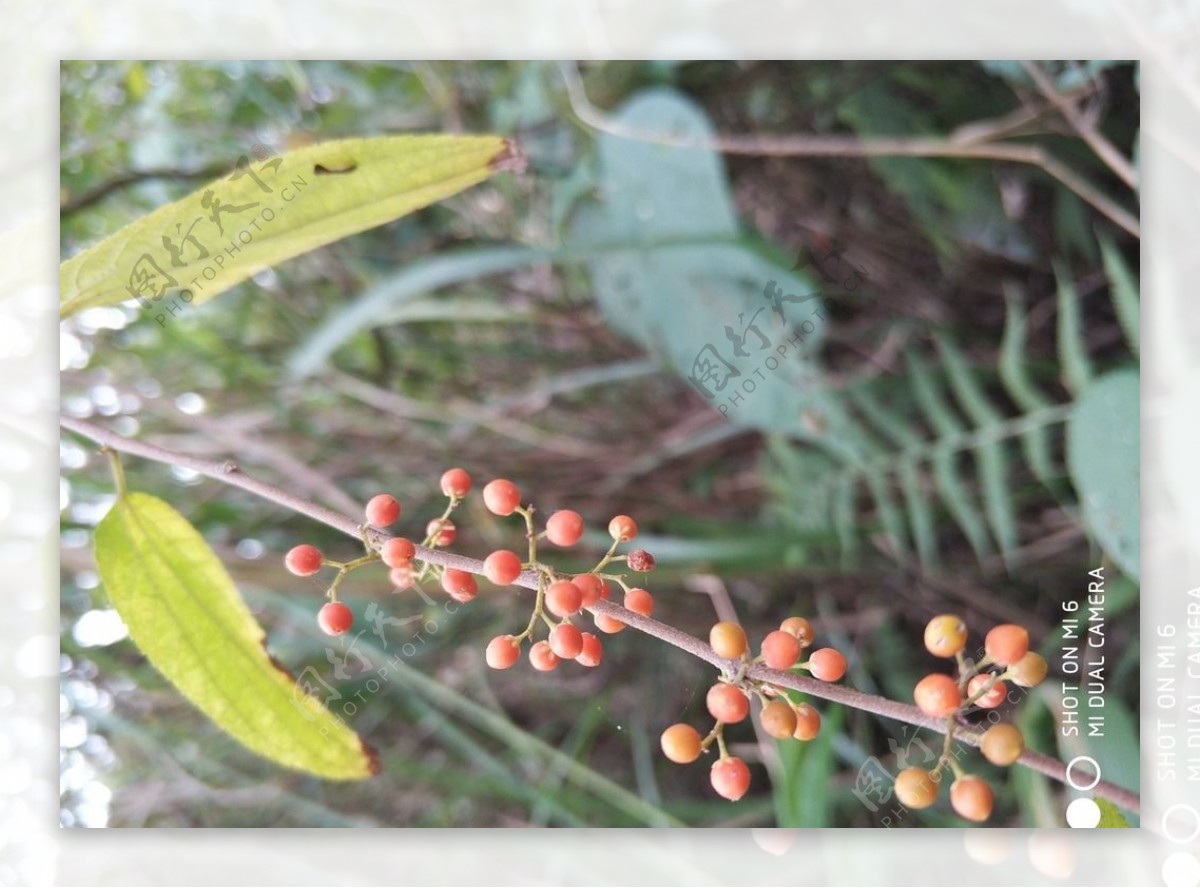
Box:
[439,467,472,498]
[985,624,1030,666]
[485,635,520,669]
[924,614,968,658]
[791,703,821,741]
[894,767,939,809]
[709,622,748,659]
[779,617,814,647]
[761,630,802,670]
[608,514,638,542]
[380,537,416,568]
[441,568,478,603]
[317,601,353,636]
[627,549,656,572]
[571,573,608,607]
[594,612,627,634]
[950,775,994,822]
[389,565,416,590]
[364,494,400,527]
[483,549,522,585]
[710,757,751,801]
[546,580,583,618]
[482,479,521,517]
[285,544,323,577]
[807,648,847,682]
[1008,651,1048,688]
[623,588,654,617]
[759,699,798,739]
[545,510,584,547]
[706,683,750,723]
[914,673,963,717]
[967,674,1006,709]
[980,723,1024,766]
[576,632,603,667]
[660,723,703,764]
[549,623,584,659]
[529,640,559,671]
[426,518,456,547]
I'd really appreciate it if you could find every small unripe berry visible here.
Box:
[608,514,638,542]
[914,673,963,717]
[950,775,994,822]
[285,544,323,577]
[381,537,416,568]
[779,616,814,647]
[807,648,847,682]
[1007,651,1048,687]
[924,614,968,658]
[389,566,416,590]
[546,580,583,618]
[545,510,584,547]
[894,767,939,809]
[660,723,703,764]
[482,479,521,517]
[529,640,559,672]
[980,723,1024,766]
[364,494,400,528]
[791,703,821,741]
[627,549,656,572]
[967,674,1006,709]
[441,568,478,602]
[594,612,627,634]
[710,757,751,801]
[485,635,520,669]
[623,588,654,617]
[576,632,603,667]
[426,518,456,547]
[439,467,472,498]
[759,699,799,739]
[709,622,748,659]
[984,624,1030,667]
[571,573,608,607]
[483,549,522,586]
[549,623,584,659]
[317,601,353,636]
[761,630,802,670]
[706,683,749,723]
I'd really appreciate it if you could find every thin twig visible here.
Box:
[60,163,230,215]
[59,413,1140,815]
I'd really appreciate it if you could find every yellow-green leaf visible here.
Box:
[95,491,376,780]
[61,134,519,318]
[1096,798,1130,827]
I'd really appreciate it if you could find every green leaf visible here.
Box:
[1096,798,1131,828]
[1000,286,1057,484]
[61,134,518,318]
[1055,260,1094,396]
[1098,236,1140,355]
[1067,370,1140,579]
[94,492,376,780]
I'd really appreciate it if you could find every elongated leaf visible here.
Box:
[1000,286,1057,484]
[1098,236,1139,355]
[61,135,519,318]
[95,492,376,780]
[897,456,937,566]
[1055,260,1093,396]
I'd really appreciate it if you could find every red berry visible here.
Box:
[951,775,994,822]
[924,614,968,658]
[594,612,627,634]
[485,635,520,669]
[706,683,749,724]
[623,588,654,617]
[985,624,1030,666]
[710,757,751,801]
[968,674,1007,709]
[760,699,799,739]
[482,479,521,517]
[365,494,400,527]
[529,640,559,672]
[761,630,802,670]
[546,580,583,618]
[1008,651,1048,688]
[389,566,416,590]
[285,544,323,577]
[571,573,608,606]
[779,617,814,647]
[807,648,847,682]
[545,510,584,547]
[381,537,416,568]
[576,632,603,667]
[894,767,939,809]
[483,549,522,586]
[709,622,748,659]
[317,601,353,636]
[914,673,963,717]
[608,515,638,542]
[549,623,584,659]
[981,723,1024,766]
[792,703,821,741]
[440,467,472,498]
[441,568,478,603]
[426,518,456,547]
[660,723,703,764]
[627,549,656,572]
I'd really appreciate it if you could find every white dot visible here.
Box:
[1066,797,1101,828]
[1162,853,1200,888]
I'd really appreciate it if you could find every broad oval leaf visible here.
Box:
[61,135,520,318]
[95,491,376,780]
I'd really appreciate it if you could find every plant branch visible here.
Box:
[60,162,231,215]
[60,413,1140,816]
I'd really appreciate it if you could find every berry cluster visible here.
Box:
[659,617,848,801]
[895,615,1047,821]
